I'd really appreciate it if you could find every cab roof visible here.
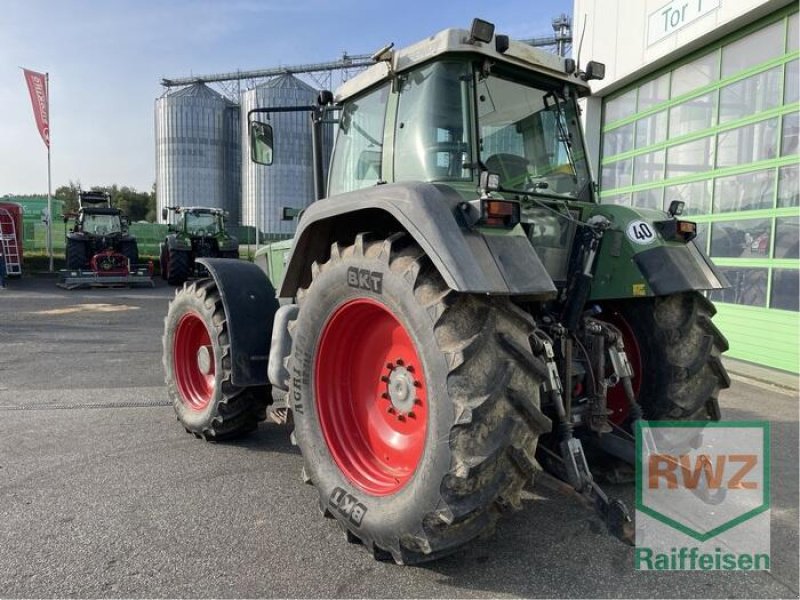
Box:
[335,26,592,103]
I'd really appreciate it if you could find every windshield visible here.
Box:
[82,213,121,235]
[477,71,592,200]
[185,213,220,235]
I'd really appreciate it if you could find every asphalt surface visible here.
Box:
[0,276,798,599]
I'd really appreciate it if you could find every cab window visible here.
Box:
[328,84,389,197]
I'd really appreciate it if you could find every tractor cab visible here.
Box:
[77,211,124,236]
[69,192,128,237]
[184,210,223,237]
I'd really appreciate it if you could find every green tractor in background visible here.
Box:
[159,206,239,285]
[162,19,730,564]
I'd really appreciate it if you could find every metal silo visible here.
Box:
[241,74,333,238]
[155,83,241,222]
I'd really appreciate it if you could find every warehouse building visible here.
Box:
[576,0,799,372]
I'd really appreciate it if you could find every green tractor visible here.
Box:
[159,206,239,285]
[162,19,730,564]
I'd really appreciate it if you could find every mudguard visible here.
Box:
[587,205,728,300]
[196,258,280,387]
[277,182,557,299]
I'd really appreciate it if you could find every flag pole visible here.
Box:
[46,72,53,272]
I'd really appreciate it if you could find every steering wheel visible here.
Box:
[485,153,531,189]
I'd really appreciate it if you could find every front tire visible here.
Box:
[601,292,730,423]
[163,279,266,440]
[289,233,550,564]
[66,238,87,270]
[118,240,139,268]
[166,248,191,286]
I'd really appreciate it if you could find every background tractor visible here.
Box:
[64,191,139,269]
[162,19,730,564]
[59,191,152,289]
[159,206,239,285]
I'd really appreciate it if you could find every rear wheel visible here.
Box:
[166,248,191,286]
[163,279,266,440]
[600,291,730,424]
[289,233,550,564]
[66,238,87,270]
[159,243,168,280]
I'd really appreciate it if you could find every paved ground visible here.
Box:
[0,277,797,598]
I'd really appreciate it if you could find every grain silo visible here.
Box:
[155,83,240,221]
[241,74,333,238]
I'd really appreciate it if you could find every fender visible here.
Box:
[277,182,557,299]
[587,205,728,300]
[196,258,280,387]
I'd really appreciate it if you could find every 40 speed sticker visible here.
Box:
[627,220,656,245]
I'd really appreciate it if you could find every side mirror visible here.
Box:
[167,224,175,233]
[62,215,69,224]
[250,120,274,165]
[161,207,168,221]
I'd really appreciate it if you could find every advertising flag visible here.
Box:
[22,68,49,148]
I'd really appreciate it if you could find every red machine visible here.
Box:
[0,202,23,277]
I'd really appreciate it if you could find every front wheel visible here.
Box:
[162,279,267,440]
[165,247,191,286]
[289,233,550,564]
[600,291,730,424]
[118,240,139,269]
[66,238,88,270]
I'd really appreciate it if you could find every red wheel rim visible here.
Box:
[600,309,642,425]
[173,311,215,411]
[315,298,428,496]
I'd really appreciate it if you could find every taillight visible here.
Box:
[655,219,697,242]
[480,199,520,228]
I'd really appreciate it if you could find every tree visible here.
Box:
[51,181,156,222]
[54,180,82,214]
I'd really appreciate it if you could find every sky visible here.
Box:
[0,0,571,195]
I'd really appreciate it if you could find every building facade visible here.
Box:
[576,0,799,373]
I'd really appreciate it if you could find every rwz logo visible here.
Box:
[347,267,382,294]
[648,453,759,490]
[329,487,367,527]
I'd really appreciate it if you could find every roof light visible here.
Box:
[469,18,495,44]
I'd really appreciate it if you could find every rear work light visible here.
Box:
[655,219,697,242]
[480,199,521,228]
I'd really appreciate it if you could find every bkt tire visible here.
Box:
[163,279,266,440]
[289,233,550,564]
[601,291,730,424]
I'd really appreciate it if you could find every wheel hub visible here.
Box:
[197,345,213,375]
[384,363,420,416]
